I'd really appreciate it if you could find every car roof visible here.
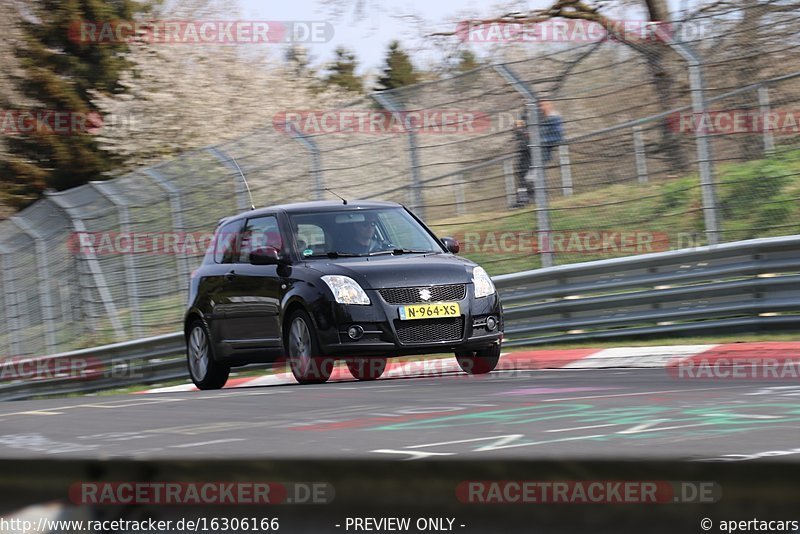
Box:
[218,200,404,226]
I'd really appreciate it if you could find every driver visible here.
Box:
[346,215,383,254]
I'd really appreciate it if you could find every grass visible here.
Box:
[428,146,800,276]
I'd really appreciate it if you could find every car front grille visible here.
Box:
[394,317,464,344]
[379,284,466,304]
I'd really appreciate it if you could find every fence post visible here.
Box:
[0,247,21,357]
[287,125,325,201]
[633,126,649,184]
[45,191,126,341]
[503,159,516,208]
[206,147,253,212]
[372,93,426,220]
[758,85,775,154]
[494,64,554,267]
[9,216,59,354]
[452,174,466,216]
[59,280,73,331]
[558,144,573,196]
[661,33,720,245]
[91,182,143,338]
[143,168,192,291]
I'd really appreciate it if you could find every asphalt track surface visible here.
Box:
[1,363,799,461]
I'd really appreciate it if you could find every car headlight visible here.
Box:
[321,275,371,305]
[472,266,496,298]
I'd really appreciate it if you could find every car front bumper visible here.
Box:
[311,286,503,357]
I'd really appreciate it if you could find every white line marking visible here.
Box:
[617,420,671,434]
[540,386,751,402]
[545,423,620,433]
[371,449,454,460]
[398,433,611,455]
[78,398,186,408]
[701,413,781,419]
[351,384,407,389]
[169,439,245,448]
[618,421,720,434]
[406,434,526,449]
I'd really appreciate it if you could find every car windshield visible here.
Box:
[289,207,444,258]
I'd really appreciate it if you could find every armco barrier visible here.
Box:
[0,332,185,401]
[2,235,799,400]
[496,234,800,345]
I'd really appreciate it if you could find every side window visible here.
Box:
[296,223,326,254]
[214,220,242,264]
[238,215,282,263]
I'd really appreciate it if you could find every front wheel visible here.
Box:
[186,320,230,390]
[456,343,501,375]
[286,310,334,384]
[347,358,387,381]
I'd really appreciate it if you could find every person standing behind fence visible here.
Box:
[513,100,564,207]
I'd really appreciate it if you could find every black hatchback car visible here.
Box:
[184,201,503,388]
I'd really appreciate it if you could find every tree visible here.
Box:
[376,40,419,91]
[285,44,312,78]
[694,0,800,160]
[455,49,481,73]
[0,0,148,208]
[90,0,350,170]
[443,0,691,173]
[0,1,23,215]
[324,47,363,93]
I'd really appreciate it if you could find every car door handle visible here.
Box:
[224,271,236,282]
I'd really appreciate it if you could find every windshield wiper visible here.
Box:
[368,248,434,256]
[305,252,364,259]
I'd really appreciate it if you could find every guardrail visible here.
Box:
[0,333,185,401]
[2,234,799,400]
[496,234,800,346]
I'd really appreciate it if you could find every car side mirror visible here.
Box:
[249,246,286,266]
[441,237,460,254]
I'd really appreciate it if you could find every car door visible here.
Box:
[203,218,244,347]
[222,214,284,348]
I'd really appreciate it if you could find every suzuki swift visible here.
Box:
[184,200,503,388]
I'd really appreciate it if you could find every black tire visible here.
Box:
[285,310,334,384]
[346,358,387,381]
[456,343,501,375]
[186,320,230,390]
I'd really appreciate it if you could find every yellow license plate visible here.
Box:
[398,302,460,320]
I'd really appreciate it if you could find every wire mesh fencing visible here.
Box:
[2,1,799,357]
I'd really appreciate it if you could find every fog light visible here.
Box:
[486,316,498,331]
[347,325,364,340]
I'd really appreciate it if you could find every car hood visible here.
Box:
[305,253,478,289]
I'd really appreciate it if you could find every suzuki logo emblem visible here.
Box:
[419,288,432,301]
